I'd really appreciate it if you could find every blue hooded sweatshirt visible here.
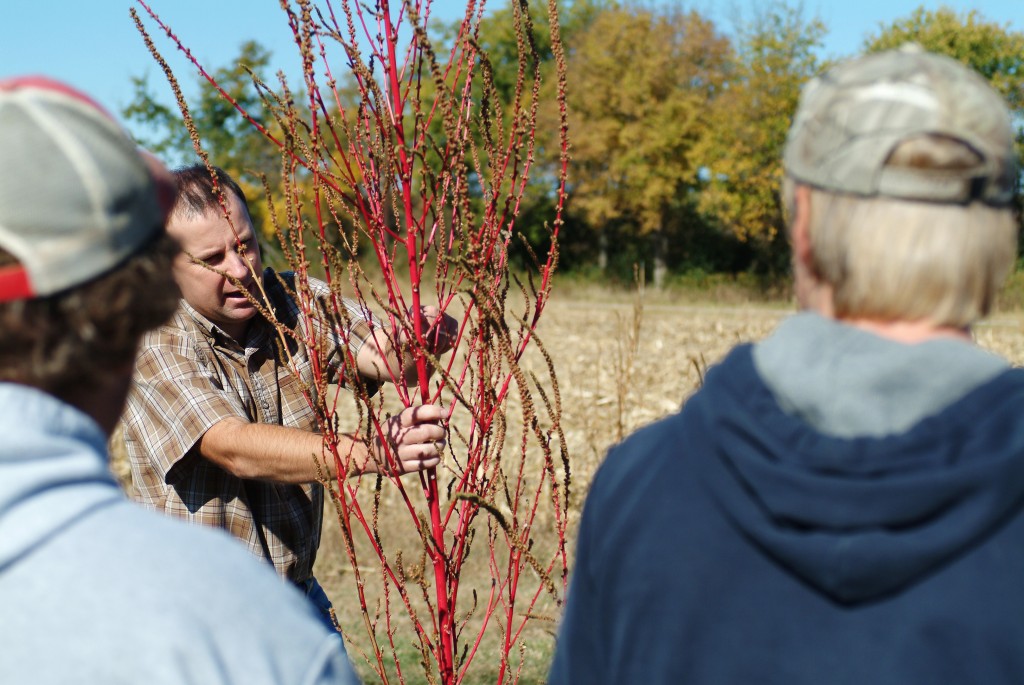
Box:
[550,317,1024,684]
[0,383,360,684]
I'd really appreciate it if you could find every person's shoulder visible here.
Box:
[76,503,357,683]
[133,306,222,375]
[136,304,203,355]
[586,413,692,510]
[942,365,1024,427]
[262,268,329,292]
[699,343,758,391]
[98,503,286,596]
[262,268,330,302]
[306,274,332,298]
[977,365,1024,394]
[593,345,758,491]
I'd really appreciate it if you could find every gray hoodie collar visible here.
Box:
[752,312,1008,438]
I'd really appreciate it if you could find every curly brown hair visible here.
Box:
[0,232,181,395]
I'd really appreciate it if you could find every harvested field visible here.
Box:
[314,295,1024,684]
[111,293,1024,684]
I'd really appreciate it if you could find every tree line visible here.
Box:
[125,0,1024,287]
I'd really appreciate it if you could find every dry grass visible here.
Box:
[316,294,784,683]
[318,294,1024,684]
[111,288,1024,684]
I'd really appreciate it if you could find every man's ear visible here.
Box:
[790,184,813,273]
[788,183,835,316]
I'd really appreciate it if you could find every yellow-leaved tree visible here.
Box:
[565,3,731,286]
[695,2,825,274]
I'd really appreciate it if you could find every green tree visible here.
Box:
[864,6,1024,230]
[427,0,604,271]
[696,1,826,274]
[123,40,285,238]
[564,3,732,285]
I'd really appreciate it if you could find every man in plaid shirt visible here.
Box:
[121,164,453,632]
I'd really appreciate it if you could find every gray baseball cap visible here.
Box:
[0,77,174,302]
[783,44,1018,206]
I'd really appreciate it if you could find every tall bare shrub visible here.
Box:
[132,0,570,682]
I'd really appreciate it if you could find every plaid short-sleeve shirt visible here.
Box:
[122,269,374,583]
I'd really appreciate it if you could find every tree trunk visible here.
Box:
[651,229,668,289]
[598,228,609,272]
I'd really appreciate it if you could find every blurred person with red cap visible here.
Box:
[0,77,359,684]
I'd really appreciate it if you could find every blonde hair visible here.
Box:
[787,136,1018,328]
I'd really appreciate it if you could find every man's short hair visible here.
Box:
[171,164,251,222]
[789,173,1016,328]
[783,46,1019,327]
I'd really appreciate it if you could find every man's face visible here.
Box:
[167,192,263,340]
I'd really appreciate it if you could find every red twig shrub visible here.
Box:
[133,0,570,682]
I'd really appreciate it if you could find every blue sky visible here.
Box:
[1,1,1019,138]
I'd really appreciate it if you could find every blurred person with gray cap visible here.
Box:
[0,76,359,684]
[549,45,1024,684]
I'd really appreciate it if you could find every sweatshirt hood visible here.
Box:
[695,346,1024,604]
[0,383,121,571]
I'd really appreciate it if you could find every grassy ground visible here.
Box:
[315,291,787,684]
[111,277,1024,684]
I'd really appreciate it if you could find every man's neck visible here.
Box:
[840,317,972,344]
[795,279,972,344]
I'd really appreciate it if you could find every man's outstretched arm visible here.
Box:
[198,404,446,482]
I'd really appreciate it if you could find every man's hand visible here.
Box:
[406,305,458,356]
[368,404,447,475]
[355,305,458,384]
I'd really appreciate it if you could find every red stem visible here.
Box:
[135,0,572,681]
